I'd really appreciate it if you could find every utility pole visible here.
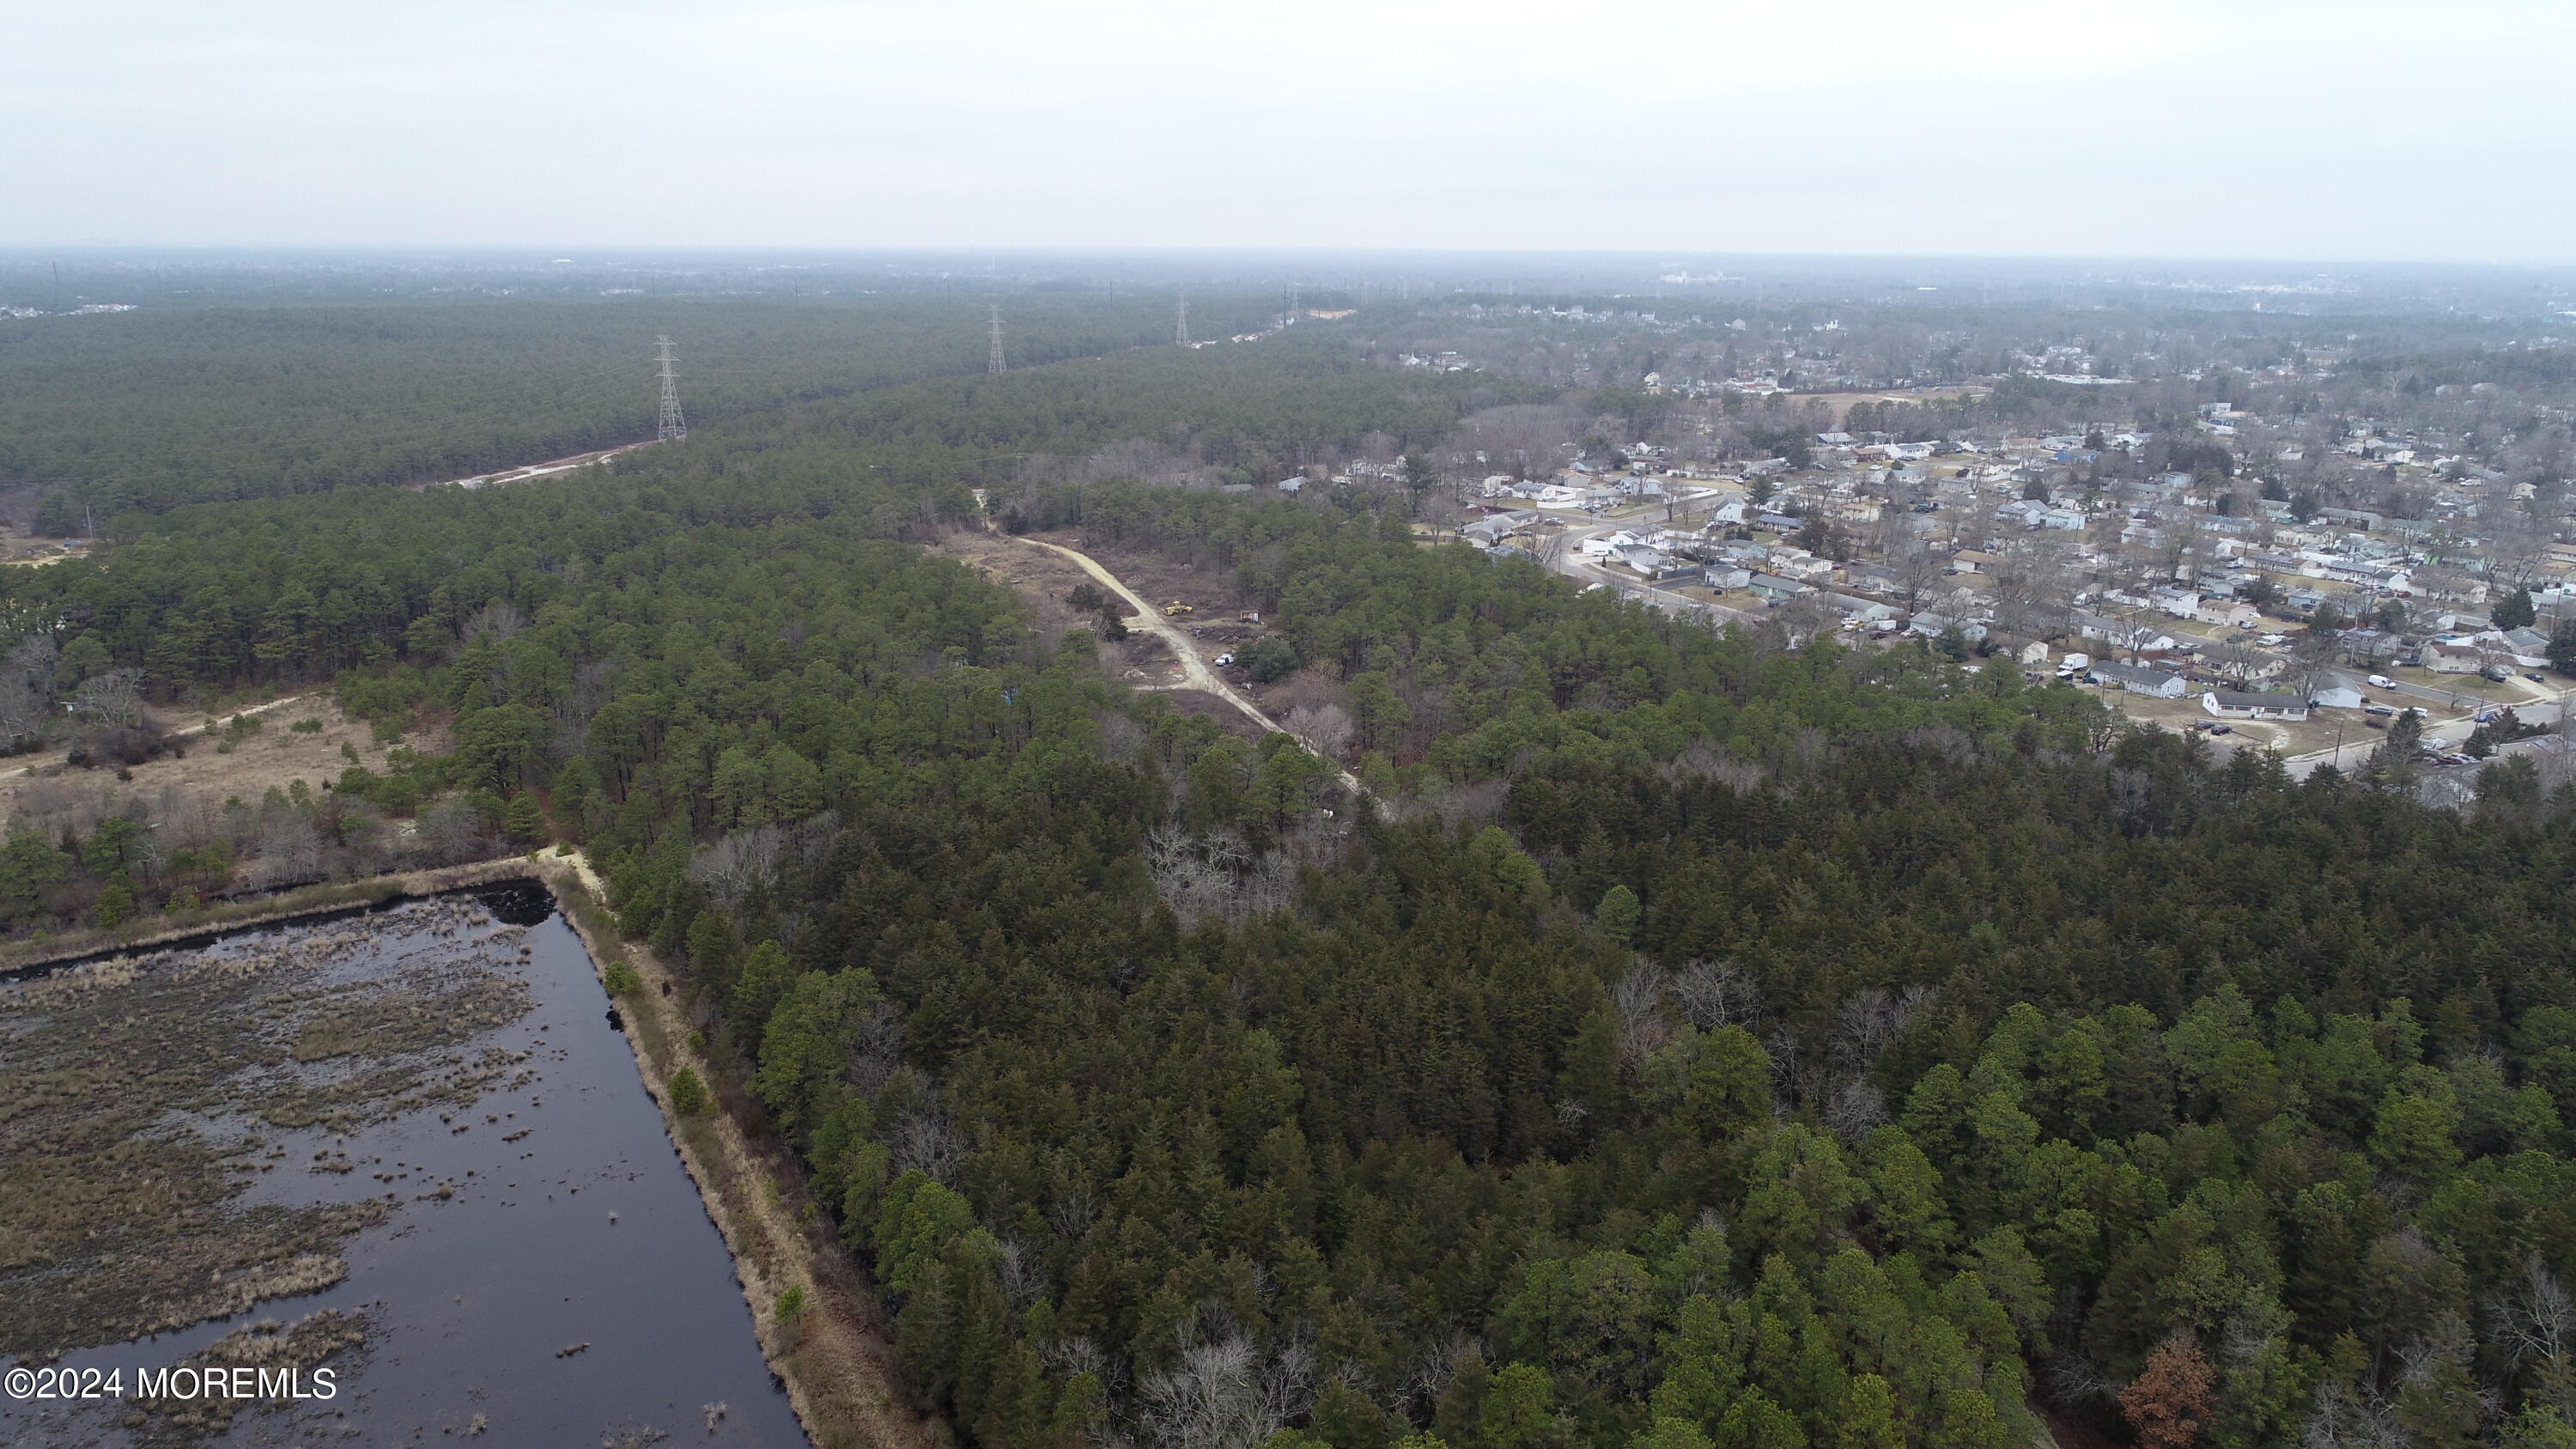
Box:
[655,335,687,442]
[987,306,1006,374]
[1176,288,1189,346]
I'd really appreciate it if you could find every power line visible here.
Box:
[987,306,1005,374]
[1176,288,1189,347]
[655,335,687,442]
[654,334,686,442]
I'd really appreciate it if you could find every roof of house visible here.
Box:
[2091,661,2183,690]
[2209,690,2304,711]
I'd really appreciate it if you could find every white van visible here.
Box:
[2367,674,2397,691]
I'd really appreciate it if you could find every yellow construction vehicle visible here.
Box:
[1163,600,1194,617]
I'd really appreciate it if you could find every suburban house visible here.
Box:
[2196,598,2261,628]
[1748,574,1811,601]
[1704,564,1753,591]
[1908,612,1988,643]
[2502,627,2553,667]
[2149,587,2202,618]
[2075,613,2180,654]
[2203,691,2311,721]
[1825,594,1899,624]
[2425,640,2486,674]
[2087,661,2188,698]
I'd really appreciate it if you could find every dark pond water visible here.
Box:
[3,884,808,1448]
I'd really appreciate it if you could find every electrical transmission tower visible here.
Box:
[1176,288,1189,346]
[987,307,1005,374]
[654,335,687,442]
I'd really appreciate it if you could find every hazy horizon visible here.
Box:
[12,0,2576,265]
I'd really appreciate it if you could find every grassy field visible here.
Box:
[1803,387,1988,423]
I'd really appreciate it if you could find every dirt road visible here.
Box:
[1013,539,1257,704]
[424,441,655,491]
[999,535,1367,796]
[0,691,318,788]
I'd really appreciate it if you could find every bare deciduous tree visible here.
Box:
[1989,533,2078,641]
[1133,1321,1315,1449]
[461,599,526,643]
[417,796,483,865]
[1673,959,1758,1030]
[887,1087,963,1184]
[1822,1078,1888,1142]
[1282,703,1354,762]
[1046,1185,1100,1242]
[1759,592,1844,653]
[2488,1258,2576,1410]
[258,812,323,882]
[1611,963,1672,1068]
[70,667,143,728]
[1144,823,1240,926]
[843,1000,906,1099]
[692,823,784,910]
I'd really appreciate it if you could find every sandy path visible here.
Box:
[0,691,316,787]
[999,534,1367,797]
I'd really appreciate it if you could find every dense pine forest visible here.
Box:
[8,307,2576,1449]
[0,290,1279,521]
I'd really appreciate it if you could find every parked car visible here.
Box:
[2208,724,2233,734]
[2529,673,2548,683]
[1213,652,1235,667]
[2364,703,2394,715]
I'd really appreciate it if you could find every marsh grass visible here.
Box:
[0,892,536,1361]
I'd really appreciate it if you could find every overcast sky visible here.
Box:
[9,0,2573,263]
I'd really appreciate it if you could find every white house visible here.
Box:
[2196,598,2261,629]
[2204,691,2310,721]
[2088,661,2188,698]
[2150,588,2202,619]
[2425,640,2485,675]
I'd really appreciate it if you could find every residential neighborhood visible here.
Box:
[1339,299,2576,777]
